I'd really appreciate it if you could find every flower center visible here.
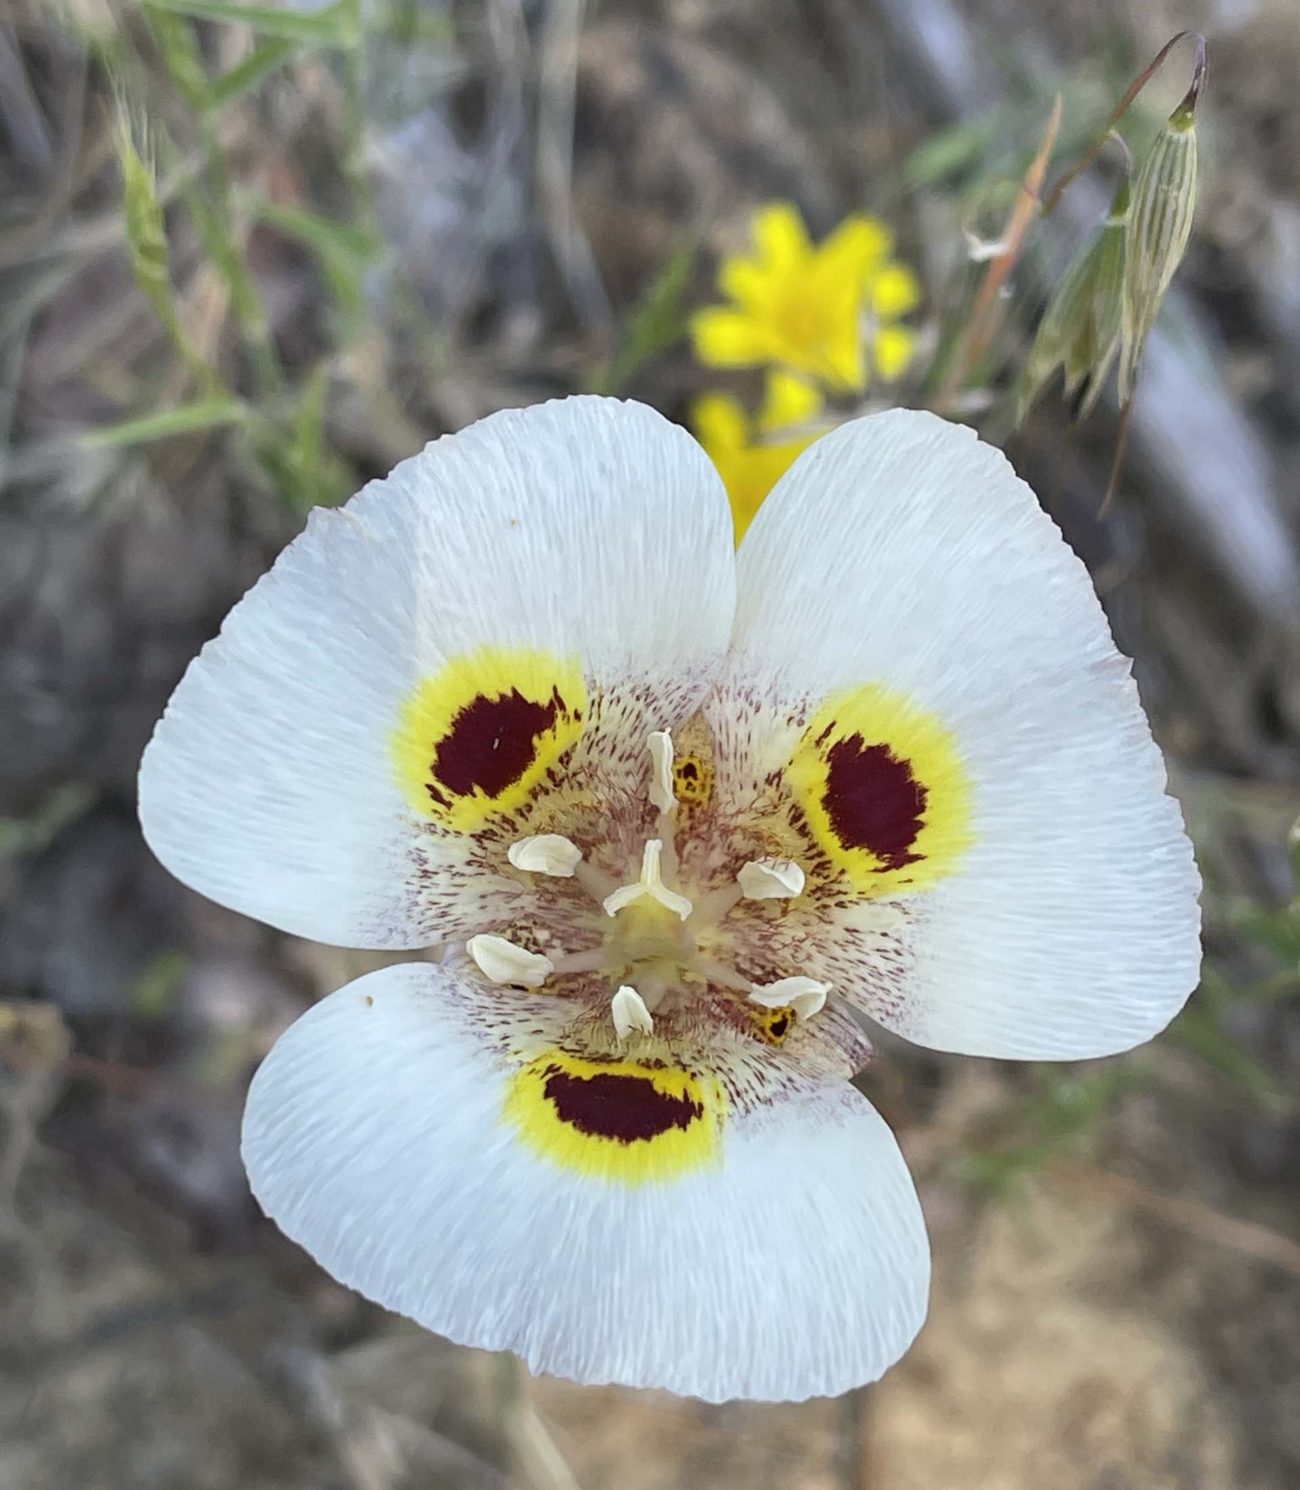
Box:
[462,728,830,1043]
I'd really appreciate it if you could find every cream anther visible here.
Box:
[611,985,655,1040]
[508,833,583,878]
[467,934,553,988]
[602,839,694,922]
[648,730,676,815]
[749,976,830,1020]
[737,857,806,900]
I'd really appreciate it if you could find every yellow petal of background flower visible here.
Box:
[873,323,917,381]
[815,214,893,282]
[824,314,870,392]
[691,390,749,452]
[718,258,779,316]
[691,307,779,370]
[751,201,812,270]
[693,373,824,543]
[758,369,823,432]
[693,200,920,394]
[868,262,922,318]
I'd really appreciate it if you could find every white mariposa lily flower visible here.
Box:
[138,398,1200,1403]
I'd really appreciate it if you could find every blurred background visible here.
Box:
[3,0,1299,1486]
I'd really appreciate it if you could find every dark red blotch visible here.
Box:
[821,732,927,870]
[542,1065,703,1144]
[427,687,566,807]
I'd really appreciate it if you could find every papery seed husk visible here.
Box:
[1074,191,1128,419]
[1119,111,1198,400]
[1016,177,1128,425]
[1016,241,1098,423]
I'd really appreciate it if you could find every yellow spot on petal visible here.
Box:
[672,750,714,807]
[391,646,586,832]
[502,1050,725,1185]
[750,1004,796,1046]
[788,684,972,896]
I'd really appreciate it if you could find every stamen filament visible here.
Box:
[550,947,607,975]
[692,883,745,926]
[635,968,670,1013]
[658,823,680,883]
[693,957,752,995]
[574,859,619,903]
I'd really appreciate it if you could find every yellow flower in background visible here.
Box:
[691,203,920,393]
[693,370,823,542]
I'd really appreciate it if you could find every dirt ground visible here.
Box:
[3,1,1300,1487]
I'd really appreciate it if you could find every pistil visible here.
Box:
[481,725,831,1037]
[603,839,693,922]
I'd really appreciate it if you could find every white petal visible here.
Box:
[718,409,1200,1059]
[140,397,735,946]
[243,963,929,1402]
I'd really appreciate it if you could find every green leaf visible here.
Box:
[1170,1001,1289,1111]
[143,0,358,46]
[903,119,996,189]
[252,197,377,266]
[1231,901,1300,968]
[284,365,330,497]
[83,397,248,447]
[0,783,97,862]
[595,241,697,395]
[184,182,269,339]
[207,37,295,110]
[130,951,189,1020]
[252,197,378,326]
[146,7,211,110]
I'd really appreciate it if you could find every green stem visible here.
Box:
[1041,31,1206,216]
